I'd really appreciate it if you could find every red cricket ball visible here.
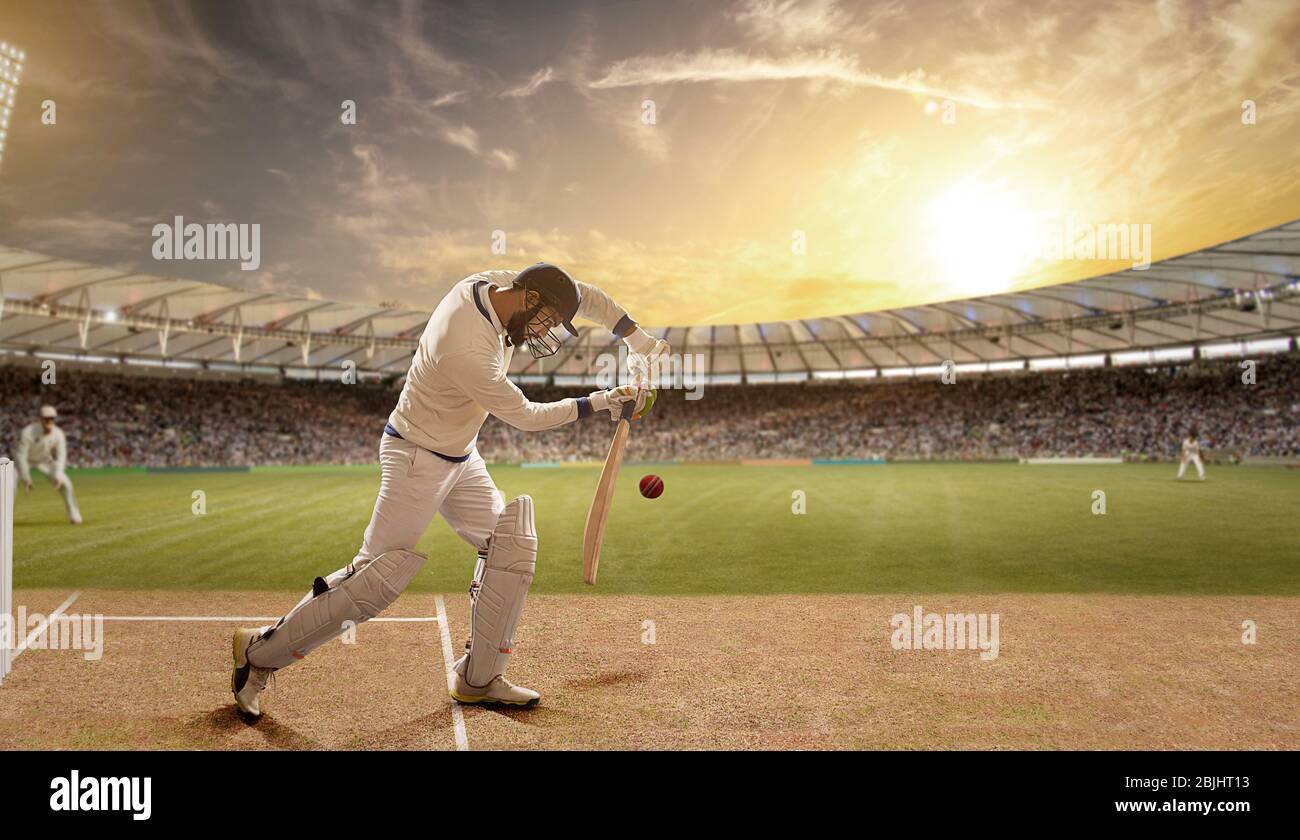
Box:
[639,474,664,499]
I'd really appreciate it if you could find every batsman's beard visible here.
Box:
[507,305,562,358]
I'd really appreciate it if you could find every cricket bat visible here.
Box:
[582,400,636,585]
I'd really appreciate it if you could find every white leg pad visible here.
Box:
[459,496,536,687]
[248,549,426,670]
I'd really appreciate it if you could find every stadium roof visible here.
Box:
[1,219,1298,380]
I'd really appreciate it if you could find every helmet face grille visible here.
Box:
[522,304,563,358]
[525,329,562,358]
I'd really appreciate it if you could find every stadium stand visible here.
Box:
[3,220,1298,465]
[2,354,1296,466]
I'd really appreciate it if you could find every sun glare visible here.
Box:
[922,180,1041,299]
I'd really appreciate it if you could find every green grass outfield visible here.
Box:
[11,463,1300,595]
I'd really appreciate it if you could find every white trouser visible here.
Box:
[354,434,506,565]
[31,465,81,520]
[1177,453,1205,479]
[248,434,504,668]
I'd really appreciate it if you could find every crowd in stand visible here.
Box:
[0,366,392,467]
[2,355,1297,467]
[480,355,1300,462]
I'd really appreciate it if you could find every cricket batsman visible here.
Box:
[15,405,83,525]
[231,263,667,716]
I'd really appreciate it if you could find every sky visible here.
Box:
[1,0,1298,326]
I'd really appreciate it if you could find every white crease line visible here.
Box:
[13,590,81,659]
[435,594,469,752]
[95,615,440,623]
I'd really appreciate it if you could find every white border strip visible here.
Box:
[13,590,81,659]
[94,615,440,623]
[1020,457,1124,465]
[435,594,469,752]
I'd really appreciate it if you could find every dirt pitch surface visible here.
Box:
[2,589,1297,750]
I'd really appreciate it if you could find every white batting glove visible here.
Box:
[624,326,670,386]
[627,352,658,386]
[588,385,654,420]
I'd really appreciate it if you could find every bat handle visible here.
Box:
[619,400,636,421]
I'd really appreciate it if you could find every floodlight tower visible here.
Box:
[0,41,25,172]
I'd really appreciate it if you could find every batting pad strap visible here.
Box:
[247,549,427,670]
[465,495,537,687]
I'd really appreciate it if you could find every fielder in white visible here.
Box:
[15,405,83,525]
[1176,429,1206,480]
[232,263,666,716]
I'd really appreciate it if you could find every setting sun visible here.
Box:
[922,180,1042,299]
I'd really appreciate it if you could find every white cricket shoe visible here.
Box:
[450,656,539,707]
[69,512,82,525]
[231,628,274,717]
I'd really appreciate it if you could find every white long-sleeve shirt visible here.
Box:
[16,423,68,481]
[387,270,633,457]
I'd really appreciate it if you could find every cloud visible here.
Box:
[489,149,519,171]
[441,124,481,155]
[436,126,518,171]
[589,48,1040,110]
[500,67,556,98]
[733,0,854,45]
[622,123,670,163]
[11,211,156,252]
[432,90,469,107]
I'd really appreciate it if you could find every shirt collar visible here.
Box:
[473,280,506,336]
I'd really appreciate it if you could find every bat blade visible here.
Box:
[582,402,635,585]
